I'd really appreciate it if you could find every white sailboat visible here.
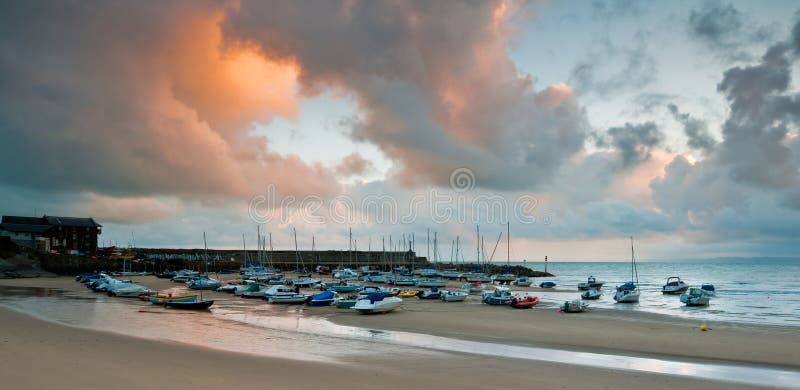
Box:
[613,237,640,303]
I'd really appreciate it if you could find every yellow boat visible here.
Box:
[397,289,420,298]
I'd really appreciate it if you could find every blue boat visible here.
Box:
[482,286,514,305]
[418,288,442,300]
[700,283,716,296]
[308,291,335,306]
[539,281,556,288]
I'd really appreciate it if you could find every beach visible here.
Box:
[1,276,798,389]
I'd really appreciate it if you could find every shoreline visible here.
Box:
[2,276,799,370]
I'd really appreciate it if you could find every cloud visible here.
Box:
[335,153,373,177]
[223,1,589,191]
[667,104,717,153]
[83,194,178,224]
[596,122,664,168]
[0,1,339,203]
[687,1,775,61]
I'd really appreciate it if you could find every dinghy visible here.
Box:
[510,295,539,308]
[561,300,589,313]
[352,293,402,314]
[440,290,468,302]
[539,281,556,288]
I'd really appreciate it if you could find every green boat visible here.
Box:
[328,282,362,293]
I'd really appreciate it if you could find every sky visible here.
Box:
[1,0,799,261]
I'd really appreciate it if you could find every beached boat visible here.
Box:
[335,294,359,308]
[512,275,532,287]
[187,276,222,290]
[482,286,514,305]
[661,277,689,295]
[392,276,418,286]
[216,284,238,293]
[241,283,268,298]
[110,284,152,297]
[700,283,716,296]
[307,291,335,306]
[334,268,359,280]
[171,270,199,282]
[440,269,461,280]
[463,281,485,293]
[510,295,539,309]
[267,276,287,285]
[154,271,177,279]
[417,278,446,288]
[263,285,297,299]
[149,294,198,304]
[577,276,604,291]
[417,288,442,300]
[291,277,320,288]
[680,287,711,306]
[164,300,214,310]
[440,290,468,302]
[581,287,602,300]
[613,237,641,303]
[539,281,556,288]
[352,293,402,314]
[396,289,420,298]
[327,281,362,293]
[268,294,309,304]
[561,300,589,313]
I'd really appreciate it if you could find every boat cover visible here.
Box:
[311,291,335,301]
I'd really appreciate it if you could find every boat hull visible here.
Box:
[164,300,214,310]
[510,296,539,308]
[149,295,198,304]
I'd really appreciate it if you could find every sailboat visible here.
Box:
[166,232,215,310]
[492,223,516,284]
[613,237,640,303]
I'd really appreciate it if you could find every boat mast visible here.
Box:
[507,222,510,268]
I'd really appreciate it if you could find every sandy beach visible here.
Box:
[0,276,797,389]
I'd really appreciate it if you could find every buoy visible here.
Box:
[700,324,708,331]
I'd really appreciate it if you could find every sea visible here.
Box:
[514,258,800,326]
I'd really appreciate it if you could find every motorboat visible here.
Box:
[463,281,485,293]
[510,295,539,308]
[512,275,532,287]
[700,283,716,296]
[581,287,602,300]
[680,287,711,306]
[307,291,335,306]
[539,281,556,288]
[661,277,689,295]
[482,286,514,305]
[418,288,442,300]
[440,290,468,302]
[561,300,589,313]
[578,276,604,291]
[352,293,403,314]
[262,285,297,299]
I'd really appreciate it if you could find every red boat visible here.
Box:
[510,296,539,309]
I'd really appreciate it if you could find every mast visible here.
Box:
[507,222,510,267]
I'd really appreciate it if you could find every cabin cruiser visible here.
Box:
[661,277,689,295]
[352,293,402,314]
[577,276,604,291]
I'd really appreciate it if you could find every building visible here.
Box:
[0,215,102,253]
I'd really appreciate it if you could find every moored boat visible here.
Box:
[510,295,539,308]
[352,293,402,314]
[511,275,532,287]
[268,294,310,304]
[680,287,711,306]
[417,288,442,300]
[396,289,421,298]
[578,276,604,291]
[581,287,602,300]
[440,290,468,302]
[417,278,446,288]
[307,291,335,306]
[164,300,214,310]
[700,283,716,296]
[662,276,689,295]
[463,281,485,293]
[539,281,556,288]
[613,237,640,304]
[482,286,514,305]
[561,300,589,313]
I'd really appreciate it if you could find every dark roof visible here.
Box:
[0,223,51,233]
[2,216,46,225]
[44,216,102,228]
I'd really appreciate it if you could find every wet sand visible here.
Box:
[0,275,797,389]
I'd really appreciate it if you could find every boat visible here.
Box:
[392,276,418,286]
[215,284,238,293]
[561,300,589,313]
[492,273,516,284]
[440,290,468,302]
[154,271,177,279]
[335,294,359,308]
[463,281,485,293]
[164,300,214,310]
[492,223,517,285]
[352,293,403,314]
[186,276,222,290]
[417,288,442,300]
[397,289,421,298]
[700,283,716,296]
[149,294,198,304]
[417,278,446,288]
[262,285,297,299]
[482,286,514,305]
[307,291,335,306]
[334,268,359,280]
[171,270,199,282]
[510,295,539,308]
[581,287,602,300]
[613,237,640,303]
[680,287,711,306]
[110,284,153,297]
[512,275,532,287]
[268,294,310,304]
[291,277,320,288]
[466,273,492,283]
[267,276,287,285]
[539,281,556,288]
[440,269,461,280]
[241,283,268,298]
[327,281,362,293]
[315,265,331,275]
[577,276,604,291]
[661,277,689,295]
